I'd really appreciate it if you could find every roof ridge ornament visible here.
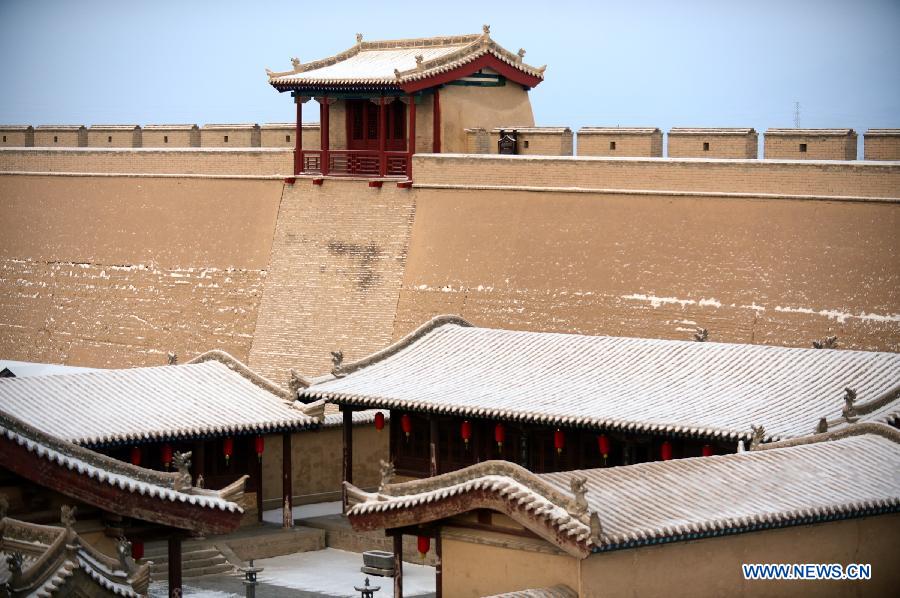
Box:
[60,504,77,529]
[693,327,708,342]
[482,24,490,35]
[517,48,526,62]
[842,387,859,422]
[356,33,363,44]
[569,476,588,517]
[415,55,424,70]
[589,511,603,545]
[173,451,192,491]
[331,350,346,377]
[167,351,178,365]
[291,57,302,72]
[812,335,838,349]
[379,459,395,492]
[749,424,765,450]
[816,417,828,434]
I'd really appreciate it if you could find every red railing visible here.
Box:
[298,150,409,178]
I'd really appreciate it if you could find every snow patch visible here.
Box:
[774,305,900,324]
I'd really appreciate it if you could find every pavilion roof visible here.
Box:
[0,410,244,534]
[267,27,545,92]
[345,424,900,557]
[0,350,324,446]
[302,316,900,442]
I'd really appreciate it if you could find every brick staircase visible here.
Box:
[143,541,235,582]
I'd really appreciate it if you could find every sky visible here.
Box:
[1,0,899,139]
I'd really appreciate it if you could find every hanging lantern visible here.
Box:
[400,414,412,440]
[494,423,505,451]
[374,411,385,431]
[597,434,611,465]
[223,437,234,465]
[255,435,265,463]
[701,444,714,457]
[161,443,173,469]
[417,535,430,559]
[660,440,673,461]
[130,446,141,466]
[131,539,144,561]
[460,420,472,449]
[554,429,565,455]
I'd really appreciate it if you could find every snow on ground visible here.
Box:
[262,500,343,523]
[149,585,237,597]
[256,547,435,596]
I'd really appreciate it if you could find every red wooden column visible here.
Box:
[320,97,330,175]
[294,94,303,175]
[378,97,387,177]
[407,94,416,179]
[393,533,404,598]
[282,431,293,528]
[432,89,441,153]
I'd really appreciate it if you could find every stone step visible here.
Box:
[150,555,229,574]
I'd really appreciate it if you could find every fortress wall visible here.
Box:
[0,148,293,176]
[395,155,900,352]
[413,154,900,198]
[0,174,283,367]
[247,178,417,381]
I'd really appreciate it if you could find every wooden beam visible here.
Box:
[282,431,293,528]
[167,534,182,598]
[342,406,354,509]
[400,53,544,94]
[393,532,404,598]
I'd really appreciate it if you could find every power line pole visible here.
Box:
[794,101,801,128]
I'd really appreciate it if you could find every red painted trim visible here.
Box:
[284,177,296,185]
[320,99,330,175]
[397,180,413,189]
[400,53,543,94]
[312,177,324,186]
[433,89,441,154]
[368,180,383,188]
[407,94,416,179]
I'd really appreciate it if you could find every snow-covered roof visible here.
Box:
[201,123,259,130]
[346,424,900,557]
[669,127,757,135]
[34,125,85,131]
[484,587,577,598]
[577,127,660,135]
[142,123,199,130]
[766,128,856,136]
[304,316,900,442]
[864,128,900,136]
[268,28,544,89]
[89,124,140,130]
[0,351,323,446]
[0,410,244,533]
[0,517,150,597]
[0,360,98,378]
[0,125,33,131]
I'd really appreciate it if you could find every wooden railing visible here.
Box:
[298,150,410,178]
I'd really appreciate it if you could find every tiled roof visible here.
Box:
[88,124,140,130]
[142,124,199,130]
[669,127,757,135]
[578,127,660,135]
[202,123,259,130]
[0,517,151,597]
[305,316,900,442]
[0,125,33,131]
[766,128,856,136]
[0,410,243,515]
[346,424,900,557]
[864,128,900,136]
[483,586,577,598]
[268,28,544,88]
[34,125,85,131]
[0,351,323,446]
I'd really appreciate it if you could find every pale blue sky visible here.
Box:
[1,0,898,137]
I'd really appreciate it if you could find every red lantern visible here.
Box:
[161,443,173,469]
[255,435,265,462]
[130,446,141,466]
[460,420,472,449]
[597,434,610,464]
[417,535,430,559]
[494,423,505,451]
[131,539,144,561]
[400,414,412,439]
[554,429,565,455]
[374,411,385,431]
[223,437,234,465]
[660,440,673,461]
[702,444,714,457]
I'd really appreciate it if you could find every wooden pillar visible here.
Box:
[406,94,416,179]
[167,535,182,598]
[378,97,387,177]
[255,437,264,523]
[435,532,443,598]
[320,97,330,175]
[393,533,404,598]
[294,94,303,175]
[282,431,293,528]
[192,440,205,481]
[432,89,441,153]
[429,415,439,477]
[342,406,353,509]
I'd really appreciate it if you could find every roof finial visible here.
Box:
[569,476,588,517]
[815,417,828,433]
[331,349,346,377]
[415,54,424,70]
[356,33,363,43]
[693,327,708,342]
[60,504,77,529]
[173,451,192,491]
[842,387,859,422]
[482,24,491,35]
[167,351,178,365]
[812,335,838,349]
[517,48,526,61]
[379,459,395,492]
[393,68,401,78]
[749,424,765,450]
[291,57,301,71]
